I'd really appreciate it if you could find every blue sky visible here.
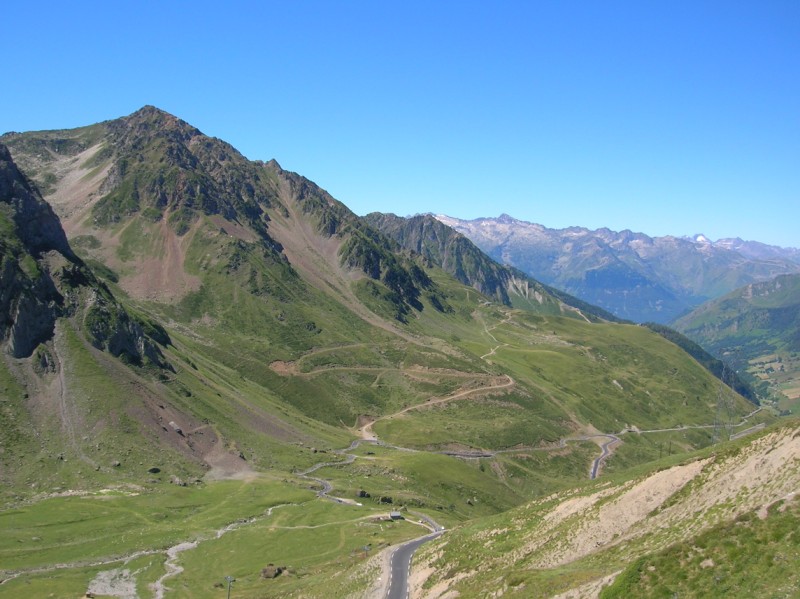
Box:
[2,1,798,247]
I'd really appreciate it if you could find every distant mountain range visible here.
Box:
[436,214,800,323]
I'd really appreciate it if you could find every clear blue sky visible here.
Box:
[2,1,798,247]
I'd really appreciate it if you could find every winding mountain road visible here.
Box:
[294,307,767,598]
[293,439,448,599]
[588,434,621,480]
[385,530,445,599]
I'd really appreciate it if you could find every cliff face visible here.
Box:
[0,143,168,365]
[0,144,71,357]
[0,144,73,257]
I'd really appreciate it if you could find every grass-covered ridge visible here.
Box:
[673,273,800,412]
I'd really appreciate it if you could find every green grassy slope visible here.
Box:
[602,498,799,598]
[644,322,758,403]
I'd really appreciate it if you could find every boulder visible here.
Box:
[261,564,283,579]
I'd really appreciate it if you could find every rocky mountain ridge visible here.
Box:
[1,108,599,326]
[364,212,619,322]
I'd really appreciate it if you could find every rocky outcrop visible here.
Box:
[0,143,169,365]
[80,286,171,367]
[0,258,61,358]
[0,144,69,357]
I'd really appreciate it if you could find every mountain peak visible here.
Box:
[131,104,170,117]
[120,105,202,139]
[265,158,283,172]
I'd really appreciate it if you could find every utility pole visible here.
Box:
[225,575,235,599]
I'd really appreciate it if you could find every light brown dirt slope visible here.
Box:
[411,423,800,598]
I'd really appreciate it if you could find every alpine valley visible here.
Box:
[0,107,796,599]
[673,273,800,416]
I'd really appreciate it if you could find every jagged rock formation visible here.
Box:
[0,143,168,365]
[0,145,73,257]
[1,143,77,357]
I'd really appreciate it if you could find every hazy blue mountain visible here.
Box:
[437,214,800,323]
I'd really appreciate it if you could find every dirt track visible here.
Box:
[359,374,514,440]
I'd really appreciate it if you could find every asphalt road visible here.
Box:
[385,530,445,599]
[589,434,620,479]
